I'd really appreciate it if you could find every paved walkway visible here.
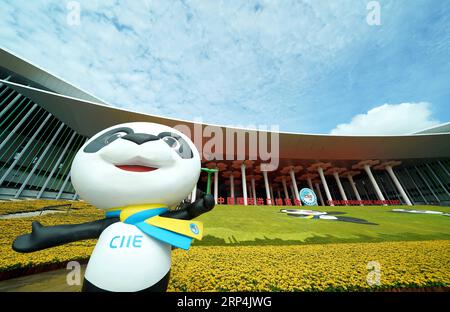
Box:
[0,266,86,292]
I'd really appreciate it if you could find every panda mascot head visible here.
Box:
[71,122,200,209]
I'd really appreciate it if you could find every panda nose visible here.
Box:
[122,133,160,145]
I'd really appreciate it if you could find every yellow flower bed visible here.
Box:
[168,241,450,291]
[0,199,75,215]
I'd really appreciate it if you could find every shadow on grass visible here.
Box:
[194,233,450,247]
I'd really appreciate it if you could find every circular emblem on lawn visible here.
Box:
[299,188,318,206]
[190,223,199,234]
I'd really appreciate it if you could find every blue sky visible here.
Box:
[0,0,449,134]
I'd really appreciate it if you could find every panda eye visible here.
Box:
[157,131,193,159]
[105,131,127,144]
[83,127,134,153]
[162,136,181,151]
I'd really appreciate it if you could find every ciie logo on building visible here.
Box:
[299,188,318,206]
[174,120,280,171]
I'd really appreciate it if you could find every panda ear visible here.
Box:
[83,127,134,153]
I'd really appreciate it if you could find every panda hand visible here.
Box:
[12,218,116,253]
[200,193,215,212]
[194,190,215,210]
[188,193,215,218]
[12,221,46,253]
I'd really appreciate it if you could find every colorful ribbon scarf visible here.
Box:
[105,204,203,250]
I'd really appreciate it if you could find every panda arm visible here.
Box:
[12,217,119,253]
[161,192,215,220]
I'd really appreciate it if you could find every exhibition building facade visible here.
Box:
[0,48,449,206]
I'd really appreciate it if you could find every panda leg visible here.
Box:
[81,271,171,292]
[140,270,171,292]
[81,278,107,292]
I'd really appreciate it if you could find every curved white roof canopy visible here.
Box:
[2,80,449,169]
[1,48,449,170]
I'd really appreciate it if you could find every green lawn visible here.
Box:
[195,205,450,246]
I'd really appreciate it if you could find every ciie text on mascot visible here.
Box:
[12,122,215,292]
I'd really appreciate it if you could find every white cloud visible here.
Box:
[0,0,373,131]
[330,102,440,135]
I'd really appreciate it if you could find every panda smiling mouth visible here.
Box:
[115,165,158,172]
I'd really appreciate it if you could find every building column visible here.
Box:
[426,163,450,197]
[281,176,289,199]
[415,166,440,202]
[385,166,412,206]
[317,167,334,206]
[0,104,38,151]
[377,175,390,200]
[0,113,52,186]
[262,170,271,203]
[269,185,274,203]
[438,161,450,177]
[56,171,71,199]
[307,177,313,190]
[360,180,371,200]
[230,175,235,198]
[388,171,411,203]
[241,163,248,206]
[37,130,77,199]
[347,174,362,203]
[384,171,402,202]
[289,168,300,200]
[251,177,257,204]
[404,168,427,203]
[315,183,325,206]
[363,164,386,203]
[15,122,66,198]
[0,93,22,120]
[333,171,348,203]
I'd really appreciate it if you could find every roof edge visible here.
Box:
[4,79,450,140]
[413,121,450,134]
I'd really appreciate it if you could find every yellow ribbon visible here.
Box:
[107,204,204,241]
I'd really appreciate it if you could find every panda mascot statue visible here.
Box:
[12,122,215,292]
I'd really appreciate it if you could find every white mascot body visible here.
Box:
[72,122,200,292]
[13,122,215,292]
[84,222,172,291]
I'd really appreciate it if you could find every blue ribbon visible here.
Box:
[105,208,193,250]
